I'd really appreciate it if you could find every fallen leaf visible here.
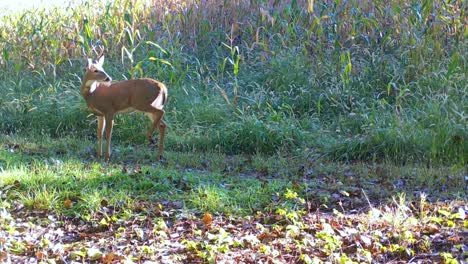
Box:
[422,224,440,235]
[457,207,465,220]
[35,251,46,259]
[360,235,372,248]
[292,182,301,190]
[71,250,86,259]
[101,199,109,207]
[64,199,72,208]
[14,180,21,188]
[203,212,213,228]
[257,232,273,241]
[339,190,350,197]
[87,248,103,261]
[0,252,7,261]
[101,253,119,263]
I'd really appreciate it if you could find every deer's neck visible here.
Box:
[81,79,101,98]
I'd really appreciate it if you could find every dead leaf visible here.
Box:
[100,199,109,207]
[422,224,440,235]
[359,235,372,248]
[101,253,115,263]
[202,212,213,228]
[101,253,122,263]
[0,251,7,262]
[14,180,21,188]
[63,199,72,208]
[292,182,301,190]
[87,248,103,260]
[339,190,350,197]
[35,251,46,259]
[257,232,274,242]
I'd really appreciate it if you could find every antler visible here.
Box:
[92,45,105,60]
[81,46,93,68]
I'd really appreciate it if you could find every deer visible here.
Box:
[80,52,167,162]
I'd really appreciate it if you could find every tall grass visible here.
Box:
[0,0,466,164]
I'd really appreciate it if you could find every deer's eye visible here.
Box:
[94,70,99,73]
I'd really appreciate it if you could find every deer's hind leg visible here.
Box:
[146,112,157,145]
[104,113,115,162]
[145,110,166,160]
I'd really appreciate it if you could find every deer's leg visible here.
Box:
[96,116,105,158]
[104,114,114,161]
[146,110,165,160]
[145,113,157,145]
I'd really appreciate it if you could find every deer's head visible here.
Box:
[85,55,112,83]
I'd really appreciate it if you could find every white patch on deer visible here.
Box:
[84,80,98,93]
[89,81,98,93]
[151,93,165,110]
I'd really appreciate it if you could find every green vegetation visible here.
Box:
[0,0,465,163]
[0,0,466,262]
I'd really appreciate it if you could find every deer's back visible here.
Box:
[89,78,167,115]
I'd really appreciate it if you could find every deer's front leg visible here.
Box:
[96,116,105,158]
[104,114,114,161]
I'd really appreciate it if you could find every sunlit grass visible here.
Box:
[0,134,465,220]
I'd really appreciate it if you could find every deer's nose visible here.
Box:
[105,77,111,82]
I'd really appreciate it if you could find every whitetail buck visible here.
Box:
[80,54,167,161]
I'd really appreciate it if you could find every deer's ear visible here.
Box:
[87,58,93,68]
[96,55,105,67]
